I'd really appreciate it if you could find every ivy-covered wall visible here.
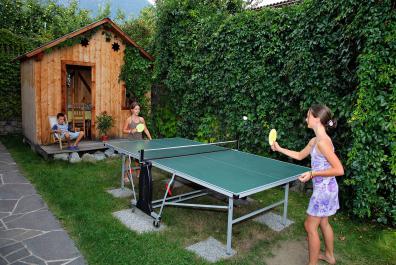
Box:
[153,0,395,225]
[0,29,34,121]
[0,0,95,122]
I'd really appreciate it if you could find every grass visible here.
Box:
[1,135,395,265]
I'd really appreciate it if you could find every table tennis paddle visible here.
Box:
[136,123,145,133]
[269,129,277,145]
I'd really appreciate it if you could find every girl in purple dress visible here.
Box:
[271,104,344,265]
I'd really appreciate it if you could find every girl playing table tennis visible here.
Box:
[271,104,344,265]
[122,101,152,183]
[123,101,152,141]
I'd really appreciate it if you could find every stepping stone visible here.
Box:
[93,151,105,161]
[64,256,85,265]
[47,261,67,265]
[68,152,81,163]
[254,212,294,232]
[54,153,69,161]
[13,195,47,214]
[106,188,133,198]
[0,184,36,200]
[0,229,27,240]
[104,148,118,158]
[21,255,46,265]
[0,212,10,219]
[2,214,24,223]
[0,165,19,173]
[81,153,96,163]
[13,230,44,242]
[1,172,29,184]
[6,210,61,231]
[0,199,17,212]
[186,237,236,262]
[0,256,7,265]
[24,230,81,260]
[0,153,13,159]
[5,247,30,263]
[112,209,166,234]
[0,158,16,165]
[0,242,24,256]
[0,238,16,248]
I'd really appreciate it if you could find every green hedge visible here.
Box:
[0,0,94,121]
[120,46,153,118]
[153,0,395,225]
[1,0,154,123]
[346,3,396,224]
[0,29,34,120]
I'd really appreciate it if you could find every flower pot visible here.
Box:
[101,135,109,142]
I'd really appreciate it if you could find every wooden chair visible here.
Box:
[49,115,67,150]
[71,103,86,136]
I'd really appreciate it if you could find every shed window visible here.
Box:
[122,85,134,110]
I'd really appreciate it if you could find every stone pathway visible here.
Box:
[0,143,85,265]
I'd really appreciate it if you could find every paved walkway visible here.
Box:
[0,143,85,265]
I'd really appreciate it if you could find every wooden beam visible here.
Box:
[61,62,67,113]
[91,65,96,139]
[61,60,95,67]
[78,71,91,93]
[34,52,44,61]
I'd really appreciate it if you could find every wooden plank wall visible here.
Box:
[20,60,36,143]
[31,29,130,144]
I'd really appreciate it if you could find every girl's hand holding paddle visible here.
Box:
[136,123,145,133]
[269,129,282,151]
[271,141,281,152]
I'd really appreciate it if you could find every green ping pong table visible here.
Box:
[105,137,309,254]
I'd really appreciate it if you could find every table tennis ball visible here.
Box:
[243,116,248,121]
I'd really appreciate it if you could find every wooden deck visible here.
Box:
[37,140,108,159]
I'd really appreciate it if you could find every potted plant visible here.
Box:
[96,111,114,141]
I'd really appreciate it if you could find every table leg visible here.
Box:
[121,154,126,189]
[226,197,234,255]
[282,183,289,225]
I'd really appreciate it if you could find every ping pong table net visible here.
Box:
[139,140,238,161]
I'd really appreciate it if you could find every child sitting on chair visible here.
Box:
[52,112,84,150]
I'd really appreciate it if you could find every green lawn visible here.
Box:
[1,135,395,265]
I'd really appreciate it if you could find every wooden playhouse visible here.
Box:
[16,18,154,151]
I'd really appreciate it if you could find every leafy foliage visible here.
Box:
[0,0,92,44]
[0,0,94,120]
[122,6,156,52]
[96,111,114,136]
[118,7,156,127]
[0,29,34,120]
[153,0,395,225]
[119,46,153,118]
[1,0,394,225]
[346,2,396,225]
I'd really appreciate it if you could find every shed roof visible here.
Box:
[248,0,301,10]
[15,17,154,62]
